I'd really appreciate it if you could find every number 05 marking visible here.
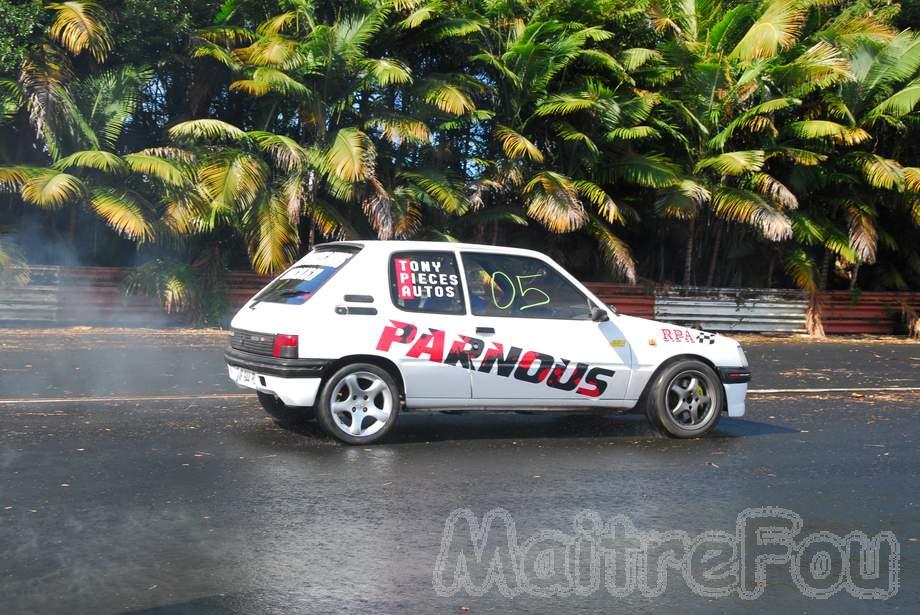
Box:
[489,271,551,311]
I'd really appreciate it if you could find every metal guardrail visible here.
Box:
[1,266,917,334]
[654,287,808,333]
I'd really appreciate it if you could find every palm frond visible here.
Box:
[575,180,622,224]
[89,188,153,240]
[655,179,710,219]
[587,214,636,283]
[234,35,304,70]
[48,1,113,62]
[620,47,662,71]
[363,58,413,86]
[247,196,298,274]
[324,128,375,182]
[169,119,248,142]
[362,177,394,240]
[730,0,806,62]
[434,17,486,40]
[711,186,792,241]
[774,42,852,95]
[123,153,188,187]
[904,167,920,193]
[424,83,475,115]
[398,1,441,29]
[865,78,920,123]
[0,166,40,192]
[552,123,599,154]
[534,94,597,117]
[230,68,310,97]
[784,249,818,293]
[399,170,468,214]
[695,150,765,176]
[765,146,826,166]
[751,172,798,209]
[606,153,680,188]
[248,131,307,172]
[523,171,587,233]
[199,152,269,212]
[846,201,878,264]
[54,150,127,174]
[606,125,660,141]
[848,153,904,190]
[335,10,388,62]
[191,41,242,71]
[21,171,85,208]
[365,116,431,145]
[495,125,544,163]
[785,120,870,145]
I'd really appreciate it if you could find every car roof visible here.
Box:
[315,240,552,260]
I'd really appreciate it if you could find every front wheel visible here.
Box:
[257,391,315,425]
[645,360,723,438]
[315,363,400,444]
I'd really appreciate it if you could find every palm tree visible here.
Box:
[175,0,473,272]
[639,0,861,286]
[783,28,920,290]
[0,2,174,243]
[420,4,684,282]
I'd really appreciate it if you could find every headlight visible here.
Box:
[737,344,748,367]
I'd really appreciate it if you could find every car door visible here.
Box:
[376,249,473,400]
[460,251,631,403]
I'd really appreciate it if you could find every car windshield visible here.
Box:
[250,247,358,305]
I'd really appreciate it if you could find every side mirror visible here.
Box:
[590,306,610,322]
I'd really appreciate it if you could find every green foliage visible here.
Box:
[0,0,45,71]
[1,0,920,309]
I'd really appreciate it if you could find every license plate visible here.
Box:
[237,368,258,387]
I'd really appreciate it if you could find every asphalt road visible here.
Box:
[1,330,918,613]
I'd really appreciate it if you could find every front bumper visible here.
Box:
[224,349,329,407]
[717,366,750,417]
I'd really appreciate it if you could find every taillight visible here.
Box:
[272,334,299,359]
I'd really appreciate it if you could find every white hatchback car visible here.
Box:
[226,241,750,444]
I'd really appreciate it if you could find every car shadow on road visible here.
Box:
[269,413,796,446]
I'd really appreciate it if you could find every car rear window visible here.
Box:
[251,246,359,305]
[389,251,465,314]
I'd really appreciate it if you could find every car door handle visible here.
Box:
[476,327,495,335]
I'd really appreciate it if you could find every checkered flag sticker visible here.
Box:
[696,331,717,345]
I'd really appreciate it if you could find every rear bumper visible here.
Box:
[224,348,330,378]
[224,348,329,407]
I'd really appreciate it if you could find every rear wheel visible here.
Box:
[645,360,723,438]
[257,391,315,425]
[316,363,400,445]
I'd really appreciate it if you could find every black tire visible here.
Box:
[315,363,400,445]
[645,359,723,438]
[257,391,315,425]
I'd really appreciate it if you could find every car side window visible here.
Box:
[389,251,466,314]
[461,252,592,320]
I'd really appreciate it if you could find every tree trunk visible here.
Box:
[683,217,696,286]
[658,240,665,282]
[806,292,826,338]
[766,253,775,288]
[819,249,832,290]
[705,220,723,287]
[849,262,860,290]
